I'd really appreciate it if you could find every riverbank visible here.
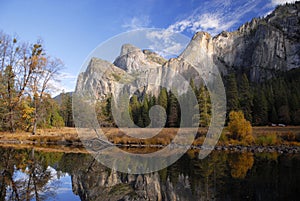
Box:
[0,127,299,150]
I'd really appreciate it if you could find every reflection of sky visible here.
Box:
[6,166,80,201]
[45,167,81,201]
[48,175,81,201]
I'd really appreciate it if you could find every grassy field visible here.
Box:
[0,126,300,147]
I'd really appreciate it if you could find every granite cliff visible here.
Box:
[75,2,300,99]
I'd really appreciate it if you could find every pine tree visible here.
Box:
[239,74,253,122]
[189,78,196,95]
[158,88,168,109]
[270,106,278,124]
[2,65,18,132]
[252,89,268,125]
[226,74,239,114]
[155,88,168,127]
[198,85,211,127]
[130,95,141,125]
[141,96,150,127]
[167,90,179,127]
[60,93,74,127]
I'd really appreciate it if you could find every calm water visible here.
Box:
[0,147,299,201]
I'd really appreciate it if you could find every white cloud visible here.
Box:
[144,0,271,58]
[146,29,188,58]
[48,72,77,96]
[164,0,264,36]
[122,16,151,30]
[271,0,295,5]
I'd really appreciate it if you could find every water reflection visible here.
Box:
[0,147,299,201]
[0,148,63,201]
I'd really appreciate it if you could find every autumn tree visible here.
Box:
[228,110,254,143]
[29,45,63,134]
[0,32,63,132]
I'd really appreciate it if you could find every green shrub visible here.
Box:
[256,133,279,145]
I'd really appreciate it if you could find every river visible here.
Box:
[0,146,299,201]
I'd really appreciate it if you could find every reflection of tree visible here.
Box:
[0,147,61,201]
[0,148,19,200]
[189,152,227,200]
[228,152,254,179]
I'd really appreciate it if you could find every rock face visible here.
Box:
[75,2,300,99]
[213,2,300,82]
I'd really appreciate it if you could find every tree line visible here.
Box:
[97,69,300,128]
[226,70,300,126]
[96,79,211,128]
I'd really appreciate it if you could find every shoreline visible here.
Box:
[0,142,299,154]
[0,127,299,154]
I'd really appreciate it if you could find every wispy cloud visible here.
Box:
[146,29,189,58]
[122,15,151,30]
[271,0,295,5]
[146,0,268,58]
[49,72,77,96]
[166,0,264,36]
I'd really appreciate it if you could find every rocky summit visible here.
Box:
[75,2,300,100]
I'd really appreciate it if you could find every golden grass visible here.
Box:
[0,126,300,147]
[0,143,88,154]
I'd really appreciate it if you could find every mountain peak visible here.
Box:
[192,31,211,41]
[120,44,141,56]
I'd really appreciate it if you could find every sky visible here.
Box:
[0,0,296,95]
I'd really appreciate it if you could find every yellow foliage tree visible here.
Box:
[228,110,254,143]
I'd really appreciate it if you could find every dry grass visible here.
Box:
[0,126,300,147]
[0,143,89,154]
[0,127,80,145]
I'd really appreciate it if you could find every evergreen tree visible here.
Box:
[167,90,179,127]
[130,95,141,126]
[59,93,74,127]
[198,85,211,127]
[278,105,291,124]
[2,65,17,131]
[154,88,168,127]
[252,89,268,125]
[238,73,253,122]
[189,78,196,95]
[141,96,150,127]
[158,88,168,109]
[226,74,239,114]
[270,106,278,124]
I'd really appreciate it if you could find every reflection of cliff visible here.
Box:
[60,152,227,201]
[69,158,196,201]
[1,148,299,201]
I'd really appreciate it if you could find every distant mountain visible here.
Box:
[53,92,73,105]
[75,2,300,100]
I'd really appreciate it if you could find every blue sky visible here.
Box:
[0,0,295,95]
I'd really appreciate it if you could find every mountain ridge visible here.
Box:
[75,2,300,99]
